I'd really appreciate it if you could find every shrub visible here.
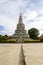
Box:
[0,39,17,43]
[0,40,8,43]
[24,39,40,43]
[8,39,17,43]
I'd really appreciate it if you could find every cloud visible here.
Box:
[0,0,30,35]
[0,0,43,35]
[24,10,43,35]
[0,0,8,3]
[0,13,18,35]
[26,11,37,20]
[0,0,29,35]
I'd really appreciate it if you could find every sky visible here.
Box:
[0,0,43,36]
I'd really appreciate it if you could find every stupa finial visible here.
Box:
[19,13,23,24]
[20,13,22,17]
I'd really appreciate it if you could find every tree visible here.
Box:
[0,35,5,40]
[28,28,39,39]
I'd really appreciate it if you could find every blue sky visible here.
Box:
[0,0,43,35]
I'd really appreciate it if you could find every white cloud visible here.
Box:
[39,10,43,14]
[0,13,18,35]
[0,0,43,35]
[26,11,38,20]
[0,0,30,35]
[0,0,8,3]
[23,9,43,35]
[26,17,43,35]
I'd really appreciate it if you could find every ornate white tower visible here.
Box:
[18,46,26,65]
[13,14,29,42]
[17,14,25,31]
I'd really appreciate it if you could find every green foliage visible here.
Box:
[8,39,17,43]
[0,35,17,43]
[0,40,8,43]
[28,28,39,39]
[24,39,40,43]
[0,35,5,40]
[8,41,17,43]
[0,35,7,43]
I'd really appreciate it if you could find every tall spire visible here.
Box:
[18,45,26,65]
[19,14,23,24]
